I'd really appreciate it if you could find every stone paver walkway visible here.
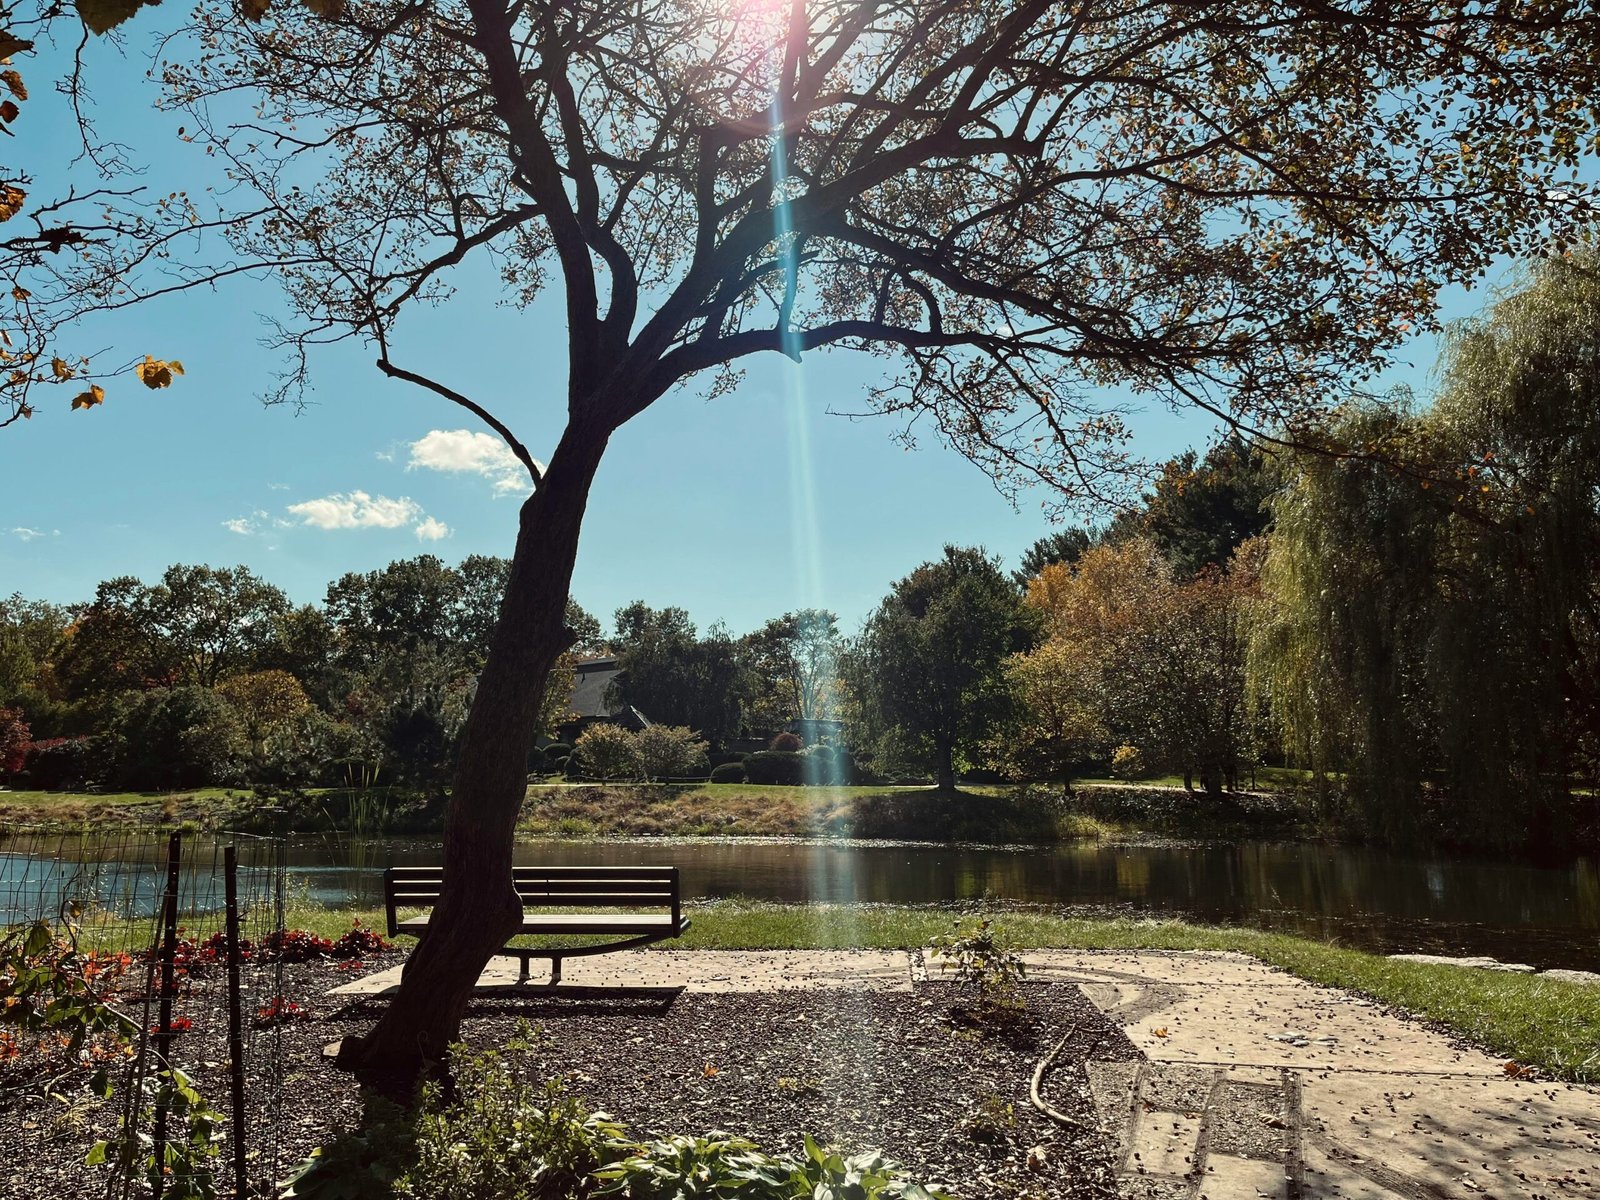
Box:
[331,949,1600,1198]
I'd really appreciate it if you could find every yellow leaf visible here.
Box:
[240,0,271,20]
[50,357,72,380]
[135,355,182,388]
[70,383,105,410]
[702,1062,720,1077]
[1153,1027,1169,1038]
[0,184,23,222]
[301,0,345,16]
[10,285,27,301]
[0,70,24,101]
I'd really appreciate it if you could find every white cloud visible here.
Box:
[267,482,290,491]
[287,491,422,531]
[222,510,291,536]
[407,429,539,497]
[10,527,46,542]
[414,516,451,542]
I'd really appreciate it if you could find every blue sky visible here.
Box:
[0,24,1484,636]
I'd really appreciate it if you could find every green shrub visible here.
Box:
[634,725,709,781]
[769,731,802,752]
[743,750,802,785]
[283,1024,620,1200]
[708,762,746,784]
[572,725,643,781]
[543,742,573,762]
[104,687,244,790]
[929,917,1027,1018]
[19,736,101,790]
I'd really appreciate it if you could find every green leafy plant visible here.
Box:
[957,1094,1016,1145]
[929,917,1027,1015]
[593,1132,784,1197]
[594,1132,950,1200]
[88,1065,226,1200]
[283,1022,624,1200]
[0,920,137,1072]
[789,1135,950,1200]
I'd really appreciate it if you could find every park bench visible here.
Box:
[383,864,691,985]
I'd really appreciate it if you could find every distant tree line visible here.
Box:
[3,256,1595,853]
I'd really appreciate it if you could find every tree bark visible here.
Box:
[933,737,956,791]
[337,420,610,1082]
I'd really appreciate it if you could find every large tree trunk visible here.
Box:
[933,736,956,791]
[337,422,609,1083]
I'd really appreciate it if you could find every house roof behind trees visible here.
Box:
[569,656,626,719]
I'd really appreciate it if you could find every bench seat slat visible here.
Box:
[389,891,672,907]
[395,911,679,935]
[387,867,676,880]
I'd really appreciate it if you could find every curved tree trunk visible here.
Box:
[933,736,957,791]
[337,422,609,1082]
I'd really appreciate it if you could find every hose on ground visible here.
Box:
[1029,1021,1088,1130]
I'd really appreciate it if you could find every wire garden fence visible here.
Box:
[0,824,291,1198]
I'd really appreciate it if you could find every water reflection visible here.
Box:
[2,833,1596,970]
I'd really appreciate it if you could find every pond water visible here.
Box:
[7,832,1594,971]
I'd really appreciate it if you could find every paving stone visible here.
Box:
[1540,968,1600,986]
[1205,1079,1289,1161]
[1194,1153,1287,1199]
[1389,953,1536,973]
[1127,1105,1203,1178]
[1297,1142,1398,1199]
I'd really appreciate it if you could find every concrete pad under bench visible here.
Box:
[328,948,915,997]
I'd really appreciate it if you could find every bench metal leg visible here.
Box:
[549,957,562,986]
[517,956,530,985]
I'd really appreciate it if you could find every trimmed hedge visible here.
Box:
[743,750,803,786]
[709,762,747,784]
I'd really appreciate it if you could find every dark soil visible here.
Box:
[1,957,1137,1200]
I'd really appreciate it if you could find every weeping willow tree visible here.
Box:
[1252,251,1600,851]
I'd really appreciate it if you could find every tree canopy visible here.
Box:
[135,0,1599,502]
[1252,251,1600,851]
[850,545,1032,790]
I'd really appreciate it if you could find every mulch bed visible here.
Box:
[1,954,1137,1200]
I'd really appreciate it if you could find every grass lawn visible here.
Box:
[1075,765,1315,791]
[0,786,239,811]
[525,781,1008,800]
[204,900,1597,1084]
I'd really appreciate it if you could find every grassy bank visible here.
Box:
[157,900,1595,1084]
[0,782,1122,842]
[517,782,1117,841]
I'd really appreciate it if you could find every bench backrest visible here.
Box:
[383,865,681,936]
